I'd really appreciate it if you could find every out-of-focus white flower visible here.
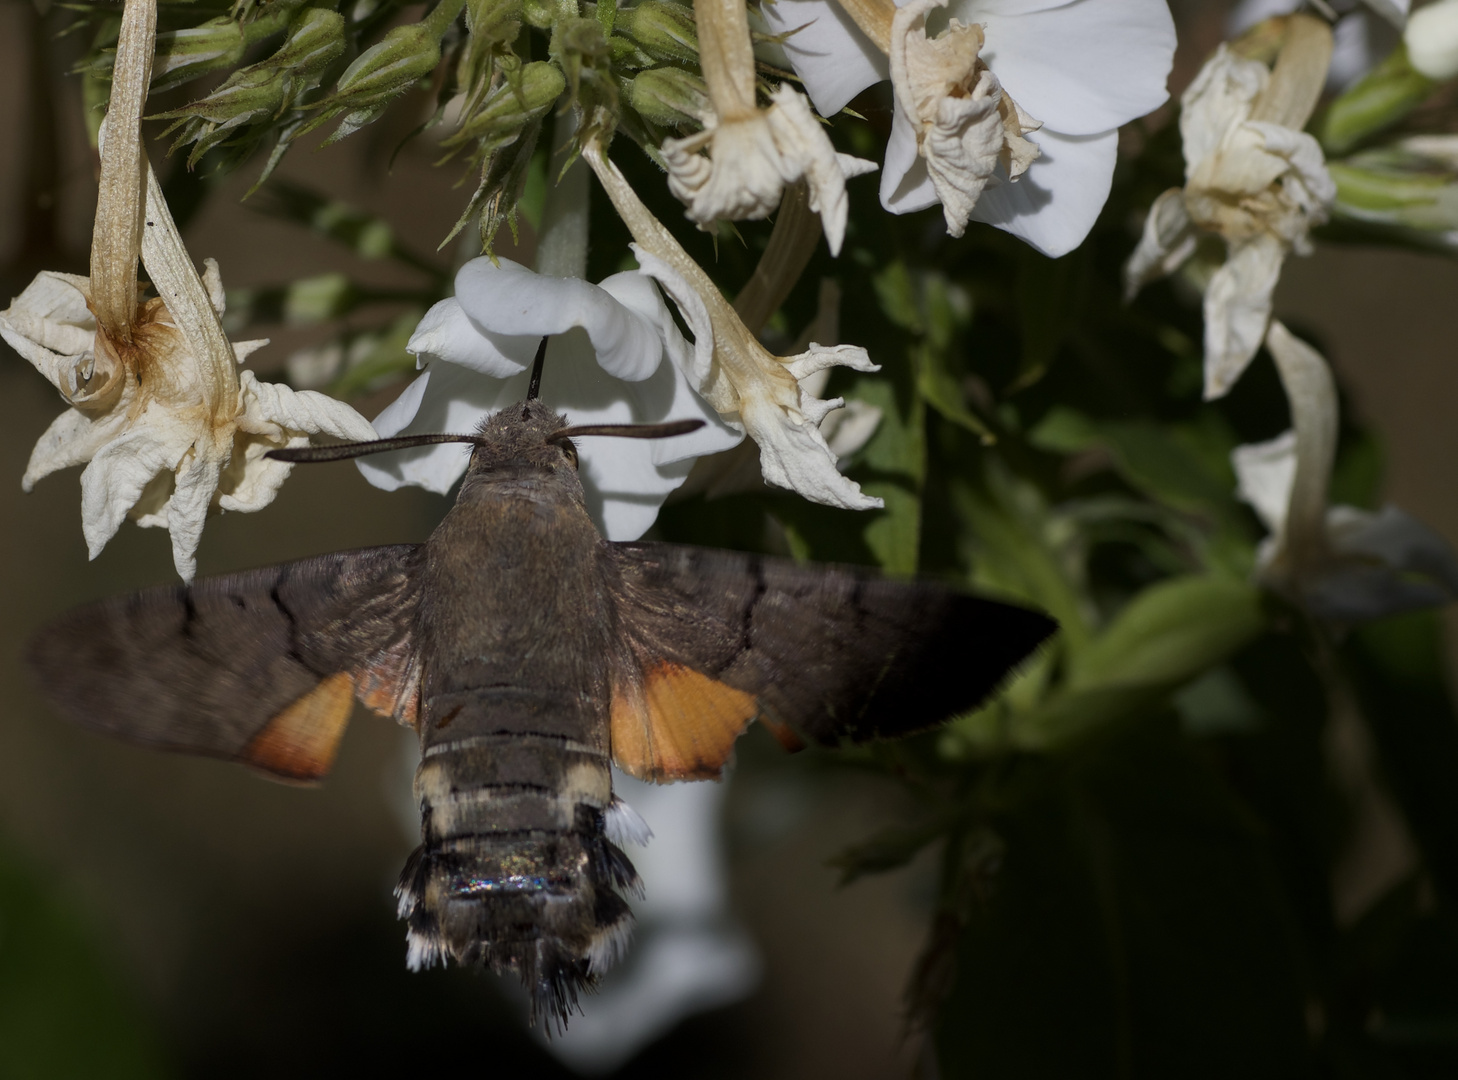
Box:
[761,0,1176,256]
[356,257,743,541]
[1406,0,1458,79]
[1125,16,1336,399]
[1229,0,1407,88]
[543,772,759,1074]
[1232,321,1458,621]
[2,0,373,579]
[587,136,884,511]
[664,0,875,255]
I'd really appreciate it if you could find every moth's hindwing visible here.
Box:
[26,545,423,782]
[606,542,1057,780]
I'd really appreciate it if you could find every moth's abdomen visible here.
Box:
[395,686,637,1026]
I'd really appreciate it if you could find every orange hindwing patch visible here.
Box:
[610,662,759,782]
[242,672,357,783]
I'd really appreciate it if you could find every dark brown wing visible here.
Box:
[604,542,1056,781]
[26,545,423,782]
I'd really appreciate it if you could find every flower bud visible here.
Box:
[467,0,524,47]
[326,24,443,112]
[154,8,347,165]
[1406,0,1458,81]
[446,60,566,148]
[629,66,709,128]
[151,16,246,93]
[1330,138,1458,238]
[1320,45,1435,155]
[262,6,349,78]
[305,0,465,140]
[621,1,698,65]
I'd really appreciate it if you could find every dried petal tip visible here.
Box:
[663,85,875,256]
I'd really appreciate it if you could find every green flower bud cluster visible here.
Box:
[155,7,347,169]
[301,0,467,145]
[72,0,710,251]
[440,60,567,252]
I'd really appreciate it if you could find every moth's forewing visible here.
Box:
[26,546,423,782]
[606,542,1057,780]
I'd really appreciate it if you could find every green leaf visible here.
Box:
[1012,576,1266,748]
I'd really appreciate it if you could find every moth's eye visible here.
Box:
[560,441,579,470]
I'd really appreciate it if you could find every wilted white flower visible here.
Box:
[664,84,876,255]
[587,136,885,511]
[2,0,373,579]
[1232,321,1458,621]
[761,0,1176,256]
[1125,16,1336,399]
[664,0,875,254]
[356,256,743,541]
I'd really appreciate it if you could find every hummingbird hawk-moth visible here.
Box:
[26,344,1055,1028]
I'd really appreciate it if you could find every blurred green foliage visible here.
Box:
[0,845,170,1078]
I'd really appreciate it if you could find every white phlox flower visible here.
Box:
[2,0,373,580]
[355,256,743,541]
[663,84,877,256]
[761,0,1176,256]
[664,0,875,255]
[585,138,885,511]
[1125,17,1337,400]
[1231,321,1458,621]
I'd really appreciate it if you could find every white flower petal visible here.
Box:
[360,363,516,494]
[166,442,227,582]
[765,85,873,255]
[1202,233,1284,400]
[78,415,195,561]
[628,246,726,407]
[880,108,941,214]
[407,297,528,378]
[1232,429,1297,538]
[759,0,888,116]
[975,0,1175,137]
[238,370,379,443]
[1180,46,1267,179]
[967,127,1120,258]
[0,272,95,385]
[455,258,665,381]
[1123,186,1196,301]
[740,390,883,510]
[22,405,131,492]
[821,398,883,458]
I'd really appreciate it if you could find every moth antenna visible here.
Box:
[525,336,549,407]
[547,419,707,442]
[266,433,479,464]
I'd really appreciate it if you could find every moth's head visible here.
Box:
[459,398,582,498]
[265,337,704,500]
